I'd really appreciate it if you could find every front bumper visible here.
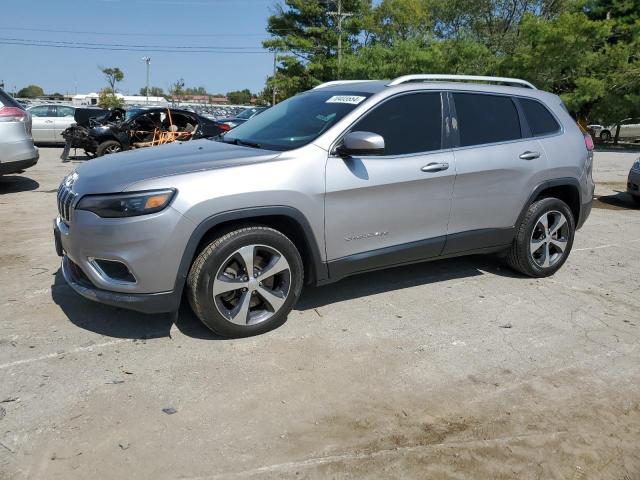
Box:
[628,167,640,198]
[54,203,195,313]
[61,255,180,314]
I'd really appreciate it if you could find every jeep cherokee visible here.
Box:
[54,74,595,337]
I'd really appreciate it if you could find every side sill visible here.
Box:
[323,228,514,285]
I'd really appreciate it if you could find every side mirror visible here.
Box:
[335,131,385,157]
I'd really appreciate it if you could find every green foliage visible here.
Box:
[101,67,125,92]
[139,86,165,97]
[263,0,640,123]
[98,88,125,109]
[227,89,253,104]
[17,85,44,98]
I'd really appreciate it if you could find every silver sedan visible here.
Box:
[28,104,76,144]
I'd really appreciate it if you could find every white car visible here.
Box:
[598,118,640,142]
[27,104,76,144]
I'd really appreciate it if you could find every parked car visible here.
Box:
[596,118,640,143]
[54,74,594,337]
[628,159,640,204]
[28,104,77,145]
[219,107,267,129]
[0,88,39,176]
[63,107,229,157]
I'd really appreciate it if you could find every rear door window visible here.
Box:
[520,98,560,136]
[57,106,75,117]
[350,92,442,155]
[453,93,521,147]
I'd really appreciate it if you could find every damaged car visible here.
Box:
[62,107,229,158]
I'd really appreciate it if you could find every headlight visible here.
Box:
[633,160,640,172]
[76,189,176,218]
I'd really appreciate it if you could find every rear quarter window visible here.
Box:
[0,89,23,109]
[520,98,560,136]
[453,93,521,147]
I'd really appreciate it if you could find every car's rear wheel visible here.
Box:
[186,226,304,337]
[96,140,122,156]
[507,198,575,277]
[600,130,612,142]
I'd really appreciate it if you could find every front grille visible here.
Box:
[57,183,77,222]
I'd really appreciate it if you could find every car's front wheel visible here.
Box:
[600,130,612,142]
[96,140,122,156]
[507,197,575,277]
[186,226,304,337]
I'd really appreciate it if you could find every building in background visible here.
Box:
[72,93,169,107]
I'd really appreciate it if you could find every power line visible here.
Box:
[0,40,269,54]
[0,36,264,50]
[0,26,298,37]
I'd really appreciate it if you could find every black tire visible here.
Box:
[507,197,575,278]
[96,140,122,156]
[632,195,640,205]
[600,130,612,142]
[186,226,304,338]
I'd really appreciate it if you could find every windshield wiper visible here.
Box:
[214,136,264,149]
[231,138,262,149]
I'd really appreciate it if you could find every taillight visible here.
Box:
[218,123,231,132]
[0,106,28,122]
[584,133,594,151]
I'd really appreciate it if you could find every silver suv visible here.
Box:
[54,75,595,337]
[0,89,39,176]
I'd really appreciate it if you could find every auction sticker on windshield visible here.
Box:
[326,95,367,105]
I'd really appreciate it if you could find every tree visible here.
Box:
[227,89,252,104]
[184,86,208,96]
[169,78,185,102]
[139,86,165,97]
[262,0,639,126]
[98,88,125,109]
[262,0,371,99]
[17,85,44,98]
[101,67,124,92]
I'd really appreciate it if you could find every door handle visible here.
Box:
[421,162,449,173]
[519,151,540,160]
[45,120,54,124]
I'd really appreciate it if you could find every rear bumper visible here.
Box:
[61,254,180,314]
[0,140,39,174]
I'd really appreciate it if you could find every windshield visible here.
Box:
[221,91,372,151]
[125,108,143,121]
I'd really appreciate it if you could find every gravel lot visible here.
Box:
[1,147,639,479]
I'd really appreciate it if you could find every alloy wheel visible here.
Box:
[529,210,570,268]
[105,144,121,154]
[212,244,291,326]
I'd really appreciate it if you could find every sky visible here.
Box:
[0,0,279,96]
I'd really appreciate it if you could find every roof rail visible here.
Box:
[387,74,537,90]
[313,80,376,89]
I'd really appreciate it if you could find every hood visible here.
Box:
[72,139,280,194]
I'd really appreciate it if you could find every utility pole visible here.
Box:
[328,0,352,79]
[272,50,277,106]
[142,57,151,104]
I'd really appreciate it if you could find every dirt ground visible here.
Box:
[1,147,639,479]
